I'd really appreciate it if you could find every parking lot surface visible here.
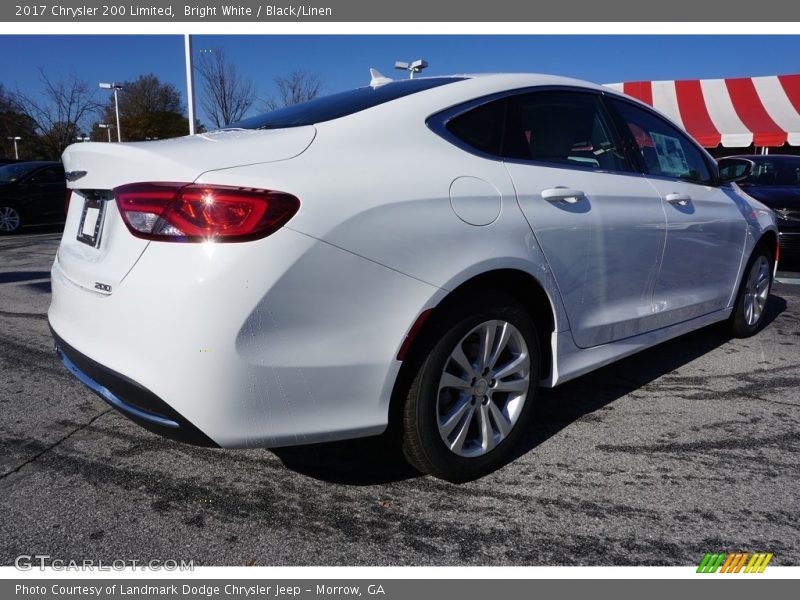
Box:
[1,232,799,566]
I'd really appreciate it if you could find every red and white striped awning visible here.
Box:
[605,74,800,148]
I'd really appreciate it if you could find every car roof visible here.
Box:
[372,72,662,128]
[235,73,623,133]
[397,72,643,113]
[732,154,800,162]
[4,160,62,168]
[433,72,609,94]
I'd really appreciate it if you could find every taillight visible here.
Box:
[64,190,72,215]
[113,182,300,242]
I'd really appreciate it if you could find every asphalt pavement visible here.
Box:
[1,231,799,566]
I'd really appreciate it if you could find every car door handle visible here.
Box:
[542,187,585,204]
[666,193,691,206]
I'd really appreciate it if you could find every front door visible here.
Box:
[607,98,747,327]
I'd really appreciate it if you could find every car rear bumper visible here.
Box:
[52,327,218,447]
[48,227,440,448]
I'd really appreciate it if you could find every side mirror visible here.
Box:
[718,157,754,184]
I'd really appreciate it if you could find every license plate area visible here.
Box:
[76,196,107,247]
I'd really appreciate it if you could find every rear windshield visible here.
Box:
[231,77,465,130]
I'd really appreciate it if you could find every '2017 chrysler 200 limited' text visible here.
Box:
[49,73,778,481]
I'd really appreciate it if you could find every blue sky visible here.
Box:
[2,35,800,127]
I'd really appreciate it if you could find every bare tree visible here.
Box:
[13,70,101,158]
[262,70,322,111]
[195,48,255,128]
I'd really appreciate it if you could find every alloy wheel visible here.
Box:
[743,255,770,326]
[436,319,530,457]
[0,207,21,233]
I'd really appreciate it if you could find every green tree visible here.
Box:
[99,74,189,141]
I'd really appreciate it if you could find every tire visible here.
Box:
[401,292,540,482]
[0,205,22,235]
[729,244,773,338]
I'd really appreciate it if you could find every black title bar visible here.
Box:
[3,0,799,22]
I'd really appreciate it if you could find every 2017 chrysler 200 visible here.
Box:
[49,74,778,481]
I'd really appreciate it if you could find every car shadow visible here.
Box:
[271,435,420,486]
[271,294,788,486]
[509,293,787,464]
[22,223,65,235]
[0,270,51,284]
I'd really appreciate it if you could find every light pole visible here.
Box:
[184,34,196,135]
[98,123,115,143]
[99,82,123,142]
[394,59,429,79]
[7,136,21,159]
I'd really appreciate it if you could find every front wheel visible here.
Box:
[401,294,540,482]
[0,205,22,235]
[729,245,773,337]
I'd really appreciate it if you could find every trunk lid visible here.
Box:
[56,127,315,294]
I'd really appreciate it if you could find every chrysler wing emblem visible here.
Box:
[64,170,87,182]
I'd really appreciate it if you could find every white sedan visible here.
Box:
[49,73,778,481]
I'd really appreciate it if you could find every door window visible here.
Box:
[504,91,631,173]
[609,99,713,185]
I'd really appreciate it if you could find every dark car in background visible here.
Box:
[0,161,66,234]
[735,154,800,258]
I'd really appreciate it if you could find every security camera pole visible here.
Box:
[99,82,123,142]
[394,59,429,79]
[7,136,21,159]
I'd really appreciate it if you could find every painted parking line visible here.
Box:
[776,276,800,285]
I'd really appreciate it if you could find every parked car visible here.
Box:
[0,160,67,234]
[732,154,800,258]
[49,74,778,481]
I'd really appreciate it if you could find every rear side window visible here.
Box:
[232,77,465,130]
[609,98,713,185]
[446,99,507,156]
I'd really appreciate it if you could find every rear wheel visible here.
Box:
[402,294,540,482]
[729,245,773,337]
[0,205,22,235]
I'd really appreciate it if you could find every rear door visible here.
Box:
[23,164,66,221]
[503,90,667,348]
[606,97,747,326]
